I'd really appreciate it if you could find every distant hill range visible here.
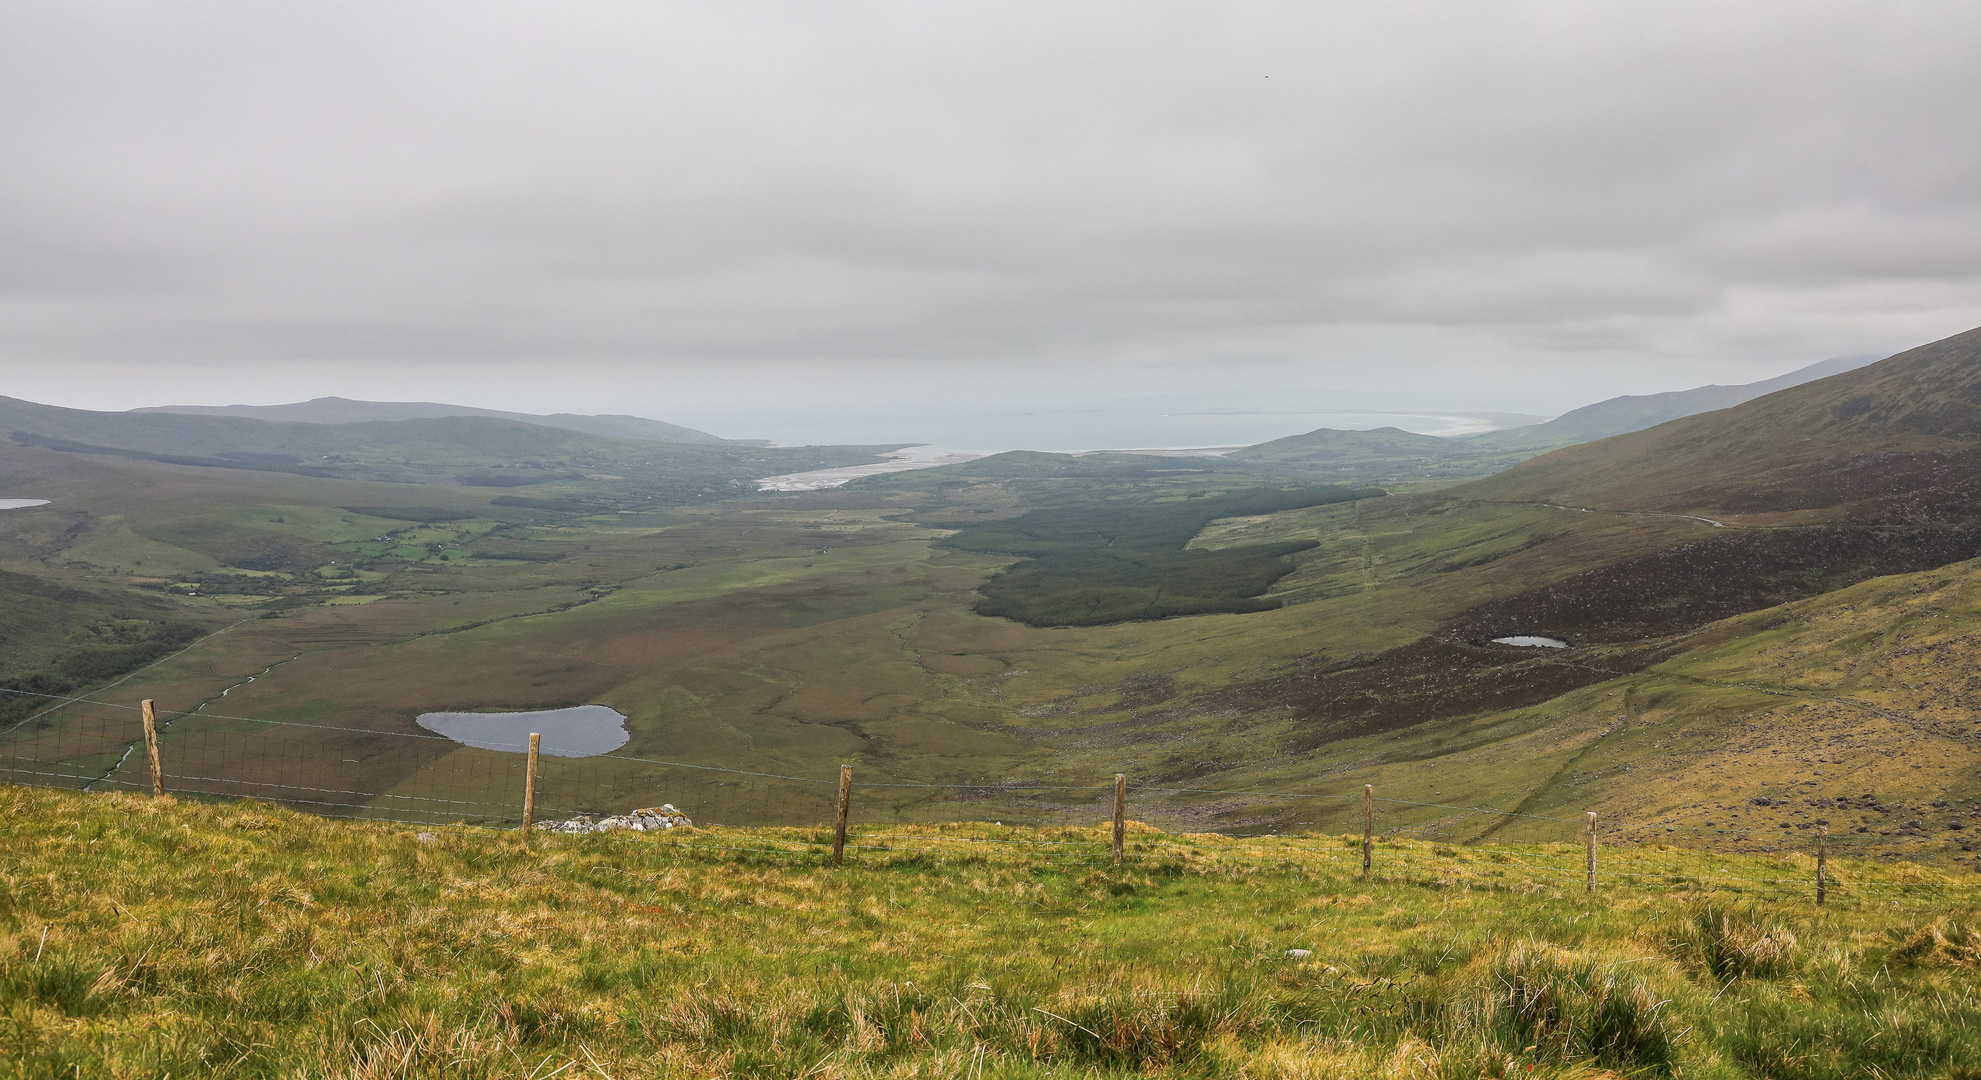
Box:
[1228,353,1880,482]
[0,394,889,493]
[132,397,733,445]
[1464,353,1877,450]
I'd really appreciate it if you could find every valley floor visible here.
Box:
[6,435,1981,875]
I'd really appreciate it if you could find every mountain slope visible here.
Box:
[133,395,728,444]
[1463,326,1981,520]
[1469,354,1876,449]
[1176,327,1981,800]
[1228,549,1981,866]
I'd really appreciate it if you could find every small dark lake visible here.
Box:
[416,705,630,757]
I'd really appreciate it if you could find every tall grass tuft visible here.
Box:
[1890,919,1981,968]
[1667,902,1797,983]
[1446,940,1682,1075]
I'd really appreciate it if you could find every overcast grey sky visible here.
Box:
[3,1,1979,445]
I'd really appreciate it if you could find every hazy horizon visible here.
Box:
[76,349,1867,452]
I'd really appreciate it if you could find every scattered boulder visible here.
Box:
[542,805,693,835]
[1284,949,1312,959]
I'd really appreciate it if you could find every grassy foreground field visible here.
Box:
[6,786,1981,1079]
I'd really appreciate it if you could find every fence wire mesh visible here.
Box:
[4,686,1977,901]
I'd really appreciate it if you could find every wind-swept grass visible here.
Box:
[4,786,1981,1077]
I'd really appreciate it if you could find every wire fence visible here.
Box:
[4,686,1978,903]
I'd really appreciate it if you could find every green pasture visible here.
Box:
[5,786,1981,1078]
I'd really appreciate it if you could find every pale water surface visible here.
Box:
[0,499,51,510]
[1492,636,1569,648]
[416,705,630,757]
[758,445,983,491]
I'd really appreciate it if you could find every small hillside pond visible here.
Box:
[416,705,630,757]
[1492,635,1569,648]
[0,499,51,510]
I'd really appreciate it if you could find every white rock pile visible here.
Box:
[541,805,693,835]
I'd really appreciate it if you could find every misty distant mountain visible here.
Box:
[1217,353,1885,484]
[2,393,891,497]
[132,397,731,445]
[1463,354,1879,450]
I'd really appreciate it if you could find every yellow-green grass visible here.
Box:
[5,785,1981,1078]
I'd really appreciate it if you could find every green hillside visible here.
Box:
[5,785,1980,1079]
[0,570,211,726]
[1228,425,1451,465]
[1222,427,1521,485]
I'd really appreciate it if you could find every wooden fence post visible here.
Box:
[521,732,540,845]
[1362,784,1373,876]
[1816,827,1828,906]
[140,699,164,798]
[1585,812,1597,894]
[833,764,852,868]
[1113,773,1127,867]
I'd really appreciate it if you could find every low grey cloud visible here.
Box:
[2,1,1978,435]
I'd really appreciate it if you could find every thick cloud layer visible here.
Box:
[2,1,1978,439]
